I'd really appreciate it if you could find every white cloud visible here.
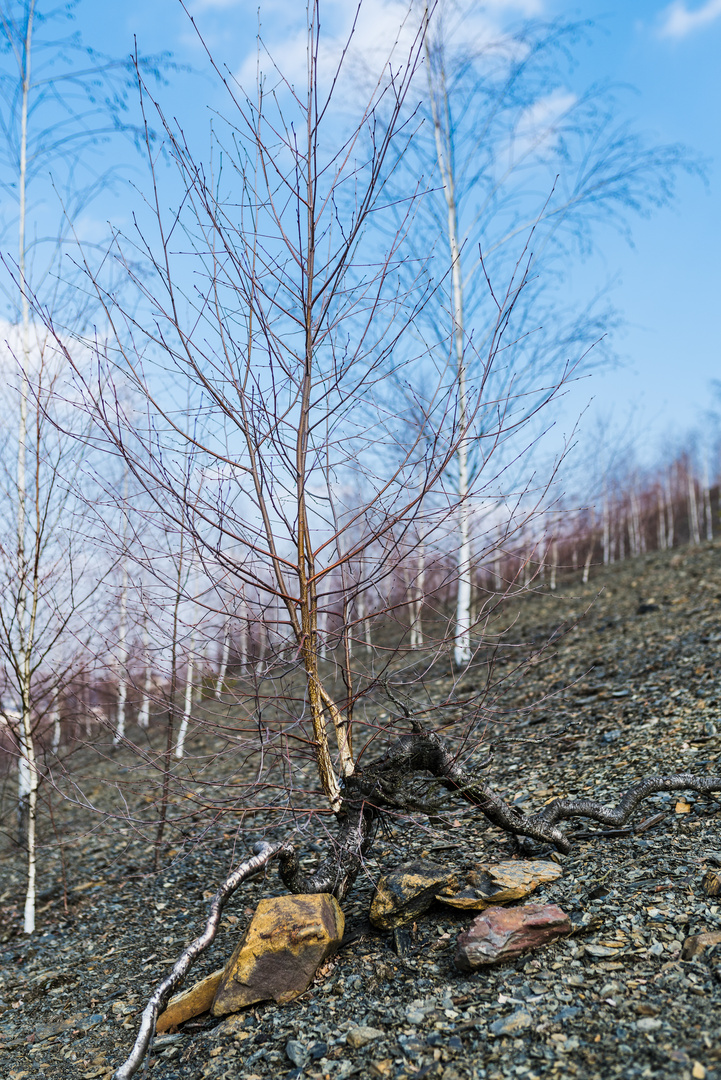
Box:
[658,0,721,39]
[233,0,545,95]
[512,89,577,163]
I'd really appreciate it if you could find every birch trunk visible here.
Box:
[425,27,472,667]
[15,2,40,936]
[703,457,713,541]
[50,687,61,753]
[688,472,700,545]
[665,473,675,548]
[113,558,129,745]
[409,543,425,649]
[657,490,667,550]
[174,625,196,760]
[602,489,610,566]
[214,623,231,699]
[137,617,152,728]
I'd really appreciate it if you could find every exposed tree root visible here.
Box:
[113,840,289,1080]
[280,728,721,897]
[115,727,721,1079]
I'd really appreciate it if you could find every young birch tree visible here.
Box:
[416,1,698,665]
[0,0,168,933]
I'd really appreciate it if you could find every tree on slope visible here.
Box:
[414,2,699,666]
[38,7,721,1075]
[0,0,168,933]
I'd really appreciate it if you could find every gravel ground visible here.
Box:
[1,541,721,1080]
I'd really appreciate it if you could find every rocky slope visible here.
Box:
[1,541,721,1080]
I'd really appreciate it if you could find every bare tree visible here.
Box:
[0,0,168,933]
[27,8,718,1074]
[408,1,700,664]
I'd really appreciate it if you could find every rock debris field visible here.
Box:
[2,542,721,1080]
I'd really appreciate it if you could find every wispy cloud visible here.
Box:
[229,0,545,91]
[658,0,721,39]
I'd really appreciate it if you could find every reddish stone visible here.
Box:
[454,903,571,970]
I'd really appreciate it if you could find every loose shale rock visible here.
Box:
[156,968,224,1032]
[370,860,457,930]
[438,859,562,910]
[455,903,571,969]
[211,893,344,1015]
[681,930,721,960]
[702,870,721,897]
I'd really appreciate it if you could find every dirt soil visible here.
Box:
[1,541,721,1080]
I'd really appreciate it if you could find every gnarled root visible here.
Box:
[338,729,721,857]
[113,840,288,1080]
[278,799,378,900]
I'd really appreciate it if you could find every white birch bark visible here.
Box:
[550,540,558,591]
[582,544,593,584]
[175,625,196,760]
[409,542,425,649]
[703,456,713,541]
[602,488,610,566]
[424,24,472,667]
[214,622,231,699]
[665,472,675,548]
[688,471,700,545]
[137,616,152,728]
[50,687,61,753]
[15,2,40,936]
[239,604,248,671]
[657,489,667,551]
[113,557,129,745]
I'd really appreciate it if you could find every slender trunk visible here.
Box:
[549,540,558,591]
[582,543,593,584]
[20,723,37,934]
[602,489,610,566]
[50,687,61,753]
[239,605,248,670]
[630,490,643,555]
[16,5,39,935]
[665,473,675,548]
[174,625,196,760]
[409,542,425,649]
[657,489,667,551]
[688,472,700,545]
[214,622,231,699]
[703,457,713,541]
[296,46,347,807]
[317,602,328,661]
[114,558,129,745]
[255,614,266,674]
[155,532,185,864]
[425,31,471,667]
[137,617,152,728]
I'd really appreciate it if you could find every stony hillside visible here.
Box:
[1,541,721,1080]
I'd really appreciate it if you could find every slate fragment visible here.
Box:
[702,870,721,897]
[682,930,721,960]
[211,893,344,1015]
[369,861,457,930]
[438,859,562,910]
[455,903,571,969]
[156,968,224,1032]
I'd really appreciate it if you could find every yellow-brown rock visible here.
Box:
[438,860,562,911]
[681,929,721,960]
[156,968,224,1032]
[211,894,344,1015]
[702,870,721,897]
[369,861,458,931]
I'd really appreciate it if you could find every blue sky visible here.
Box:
[12,0,721,471]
